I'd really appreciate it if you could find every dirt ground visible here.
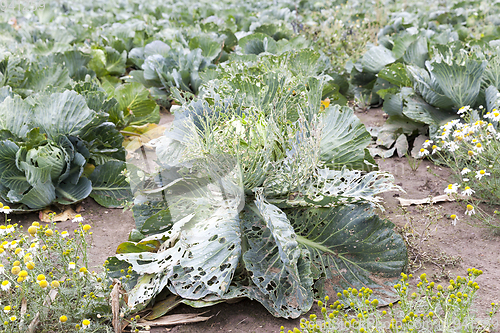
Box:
[11,108,500,333]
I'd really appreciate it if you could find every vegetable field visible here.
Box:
[1,0,499,332]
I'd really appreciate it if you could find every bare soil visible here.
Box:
[11,107,500,333]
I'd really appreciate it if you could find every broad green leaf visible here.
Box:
[382,92,404,117]
[485,85,499,113]
[1,169,30,194]
[361,46,396,73]
[144,41,171,58]
[116,241,158,254]
[0,140,20,174]
[287,49,329,78]
[110,82,160,129]
[31,90,95,140]
[406,65,455,110]
[0,86,13,103]
[319,105,372,170]
[378,63,411,87]
[299,167,399,209]
[402,93,456,125]
[430,59,486,108]
[239,33,278,55]
[241,196,314,318]
[189,36,221,61]
[391,33,417,60]
[287,203,407,305]
[55,50,93,81]
[394,133,409,157]
[403,36,428,68]
[19,180,56,209]
[89,47,127,77]
[116,159,244,309]
[0,95,32,138]
[89,160,132,208]
[55,177,92,205]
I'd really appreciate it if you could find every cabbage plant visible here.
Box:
[108,55,407,319]
[0,89,131,211]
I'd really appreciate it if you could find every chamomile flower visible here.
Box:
[79,267,88,276]
[82,319,91,329]
[461,186,475,196]
[3,306,11,314]
[474,142,484,153]
[461,168,471,175]
[418,148,429,158]
[487,123,496,133]
[0,205,12,214]
[72,214,84,223]
[475,169,490,180]
[444,183,459,195]
[68,262,76,270]
[61,231,69,238]
[422,140,433,148]
[1,280,11,291]
[446,141,459,152]
[431,145,441,154]
[451,213,460,224]
[0,264,4,274]
[465,205,475,216]
[457,106,471,115]
[491,111,500,122]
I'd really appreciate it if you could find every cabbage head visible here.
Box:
[24,143,67,181]
[0,89,129,211]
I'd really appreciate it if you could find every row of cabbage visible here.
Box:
[0,0,347,211]
[0,0,411,320]
[349,0,500,157]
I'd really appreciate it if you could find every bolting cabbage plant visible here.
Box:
[108,52,407,319]
[0,88,131,211]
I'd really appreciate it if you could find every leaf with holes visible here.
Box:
[286,203,407,305]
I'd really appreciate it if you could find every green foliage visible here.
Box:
[108,51,405,319]
[0,89,128,211]
[282,269,498,333]
[0,220,113,332]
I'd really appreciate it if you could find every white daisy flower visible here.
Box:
[431,145,441,154]
[465,205,475,216]
[461,186,475,196]
[0,264,4,274]
[1,280,11,291]
[446,141,458,152]
[68,262,76,270]
[444,183,459,195]
[61,231,69,238]
[487,123,496,133]
[450,214,459,226]
[82,319,91,329]
[418,148,429,158]
[72,214,84,223]
[474,142,484,154]
[475,169,490,180]
[457,106,471,115]
[422,140,433,149]
[0,206,12,214]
